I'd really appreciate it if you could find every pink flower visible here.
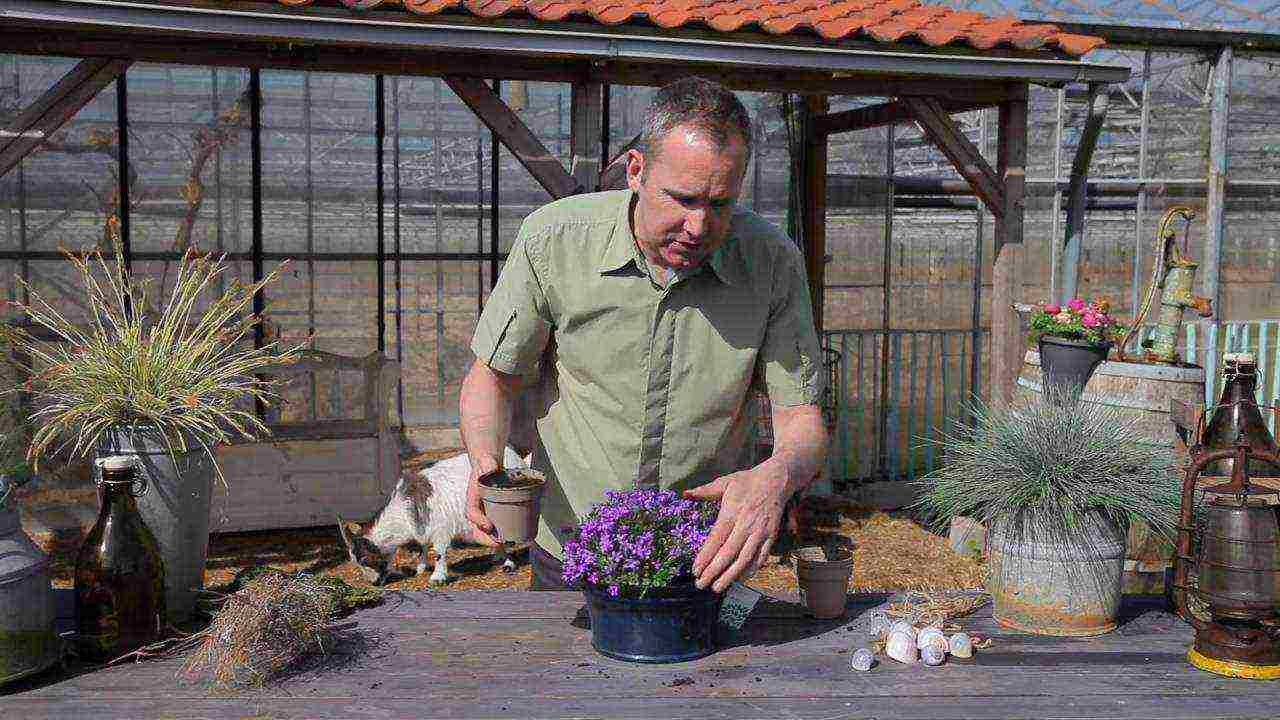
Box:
[1042,303,1061,315]
[1067,297,1086,312]
[1053,311,1073,325]
[1081,312,1101,328]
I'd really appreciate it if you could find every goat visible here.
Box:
[337,447,527,586]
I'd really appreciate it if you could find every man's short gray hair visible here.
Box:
[638,78,752,165]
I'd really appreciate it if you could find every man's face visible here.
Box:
[626,125,748,274]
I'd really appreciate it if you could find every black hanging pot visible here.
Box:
[1038,336,1111,400]
[583,579,722,663]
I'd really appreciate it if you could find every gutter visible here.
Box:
[0,0,1131,84]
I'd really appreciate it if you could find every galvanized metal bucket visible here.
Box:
[987,510,1127,636]
[0,490,60,686]
[98,425,215,625]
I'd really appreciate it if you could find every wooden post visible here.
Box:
[1204,45,1232,316]
[992,84,1029,409]
[570,81,603,193]
[802,95,829,333]
[1059,83,1110,304]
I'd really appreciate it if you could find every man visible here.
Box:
[460,78,828,593]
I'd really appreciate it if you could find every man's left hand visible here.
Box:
[683,461,791,593]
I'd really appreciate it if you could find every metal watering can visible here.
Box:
[0,474,60,686]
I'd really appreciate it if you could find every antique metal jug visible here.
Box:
[0,474,60,686]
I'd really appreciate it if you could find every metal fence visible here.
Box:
[822,319,1280,485]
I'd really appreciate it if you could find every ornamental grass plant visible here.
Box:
[912,384,1182,553]
[0,237,305,487]
[561,489,717,597]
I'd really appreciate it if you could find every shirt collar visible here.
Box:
[596,191,749,288]
[597,190,643,275]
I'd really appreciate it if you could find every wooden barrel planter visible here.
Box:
[1015,350,1206,593]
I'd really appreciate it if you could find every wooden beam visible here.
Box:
[991,85,1029,410]
[570,82,604,193]
[901,96,1005,219]
[802,95,829,336]
[598,132,641,192]
[1058,83,1110,304]
[813,97,997,137]
[0,57,130,179]
[444,76,580,200]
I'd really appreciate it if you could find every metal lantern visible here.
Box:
[1171,400,1280,679]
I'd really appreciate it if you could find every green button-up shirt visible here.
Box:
[470,189,823,558]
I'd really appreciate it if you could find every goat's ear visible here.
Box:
[335,514,356,554]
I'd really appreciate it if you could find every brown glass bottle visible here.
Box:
[74,457,166,661]
[1201,354,1280,478]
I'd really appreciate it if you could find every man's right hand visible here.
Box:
[465,457,503,547]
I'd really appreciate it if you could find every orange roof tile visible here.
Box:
[295,0,1107,57]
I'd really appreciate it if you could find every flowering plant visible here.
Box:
[561,489,717,598]
[1026,297,1125,347]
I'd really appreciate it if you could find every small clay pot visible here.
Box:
[478,468,547,543]
[793,539,854,619]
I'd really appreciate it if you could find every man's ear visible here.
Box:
[625,148,646,191]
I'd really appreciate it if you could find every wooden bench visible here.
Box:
[212,349,402,533]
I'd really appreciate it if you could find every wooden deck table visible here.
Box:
[5,590,1279,719]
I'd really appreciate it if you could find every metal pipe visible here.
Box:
[1049,88,1063,300]
[1133,48,1152,315]
[1205,45,1232,317]
[376,74,386,355]
[392,75,405,427]
[490,79,500,290]
[115,68,130,276]
[249,67,264,418]
[2,0,1132,84]
[878,122,893,475]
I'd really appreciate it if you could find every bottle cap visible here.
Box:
[95,455,138,471]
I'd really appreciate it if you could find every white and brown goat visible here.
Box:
[337,447,527,586]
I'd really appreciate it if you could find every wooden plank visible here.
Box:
[900,96,1005,219]
[570,81,604,193]
[802,95,828,334]
[0,57,130,178]
[1059,83,1111,303]
[18,592,1280,718]
[990,84,1029,409]
[444,76,580,200]
[814,97,995,137]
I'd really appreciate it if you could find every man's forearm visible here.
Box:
[762,403,828,498]
[459,358,520,473]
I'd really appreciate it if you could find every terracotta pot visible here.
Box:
[794,540,854,619]
[478,468,546,543]
[1037,336,1111,402]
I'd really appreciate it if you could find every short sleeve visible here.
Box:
[757,242,824,407]
[470,229,554,376]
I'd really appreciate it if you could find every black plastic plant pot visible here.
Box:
[584,581,723,663]
[1038,336,1111,402]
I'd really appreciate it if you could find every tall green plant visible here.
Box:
[1,236,305,487]
[912,385,1182,544]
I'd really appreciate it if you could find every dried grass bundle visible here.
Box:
[177,568,376,689]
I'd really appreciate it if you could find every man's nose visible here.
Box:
[684,207,708,238]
